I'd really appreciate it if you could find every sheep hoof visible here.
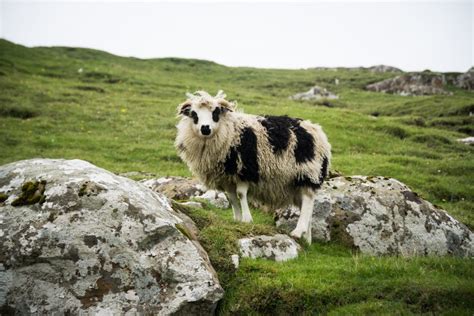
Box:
[241,215,253,223]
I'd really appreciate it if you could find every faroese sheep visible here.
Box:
[175,91,331,243]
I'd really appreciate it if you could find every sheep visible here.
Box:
[175,90,331,243]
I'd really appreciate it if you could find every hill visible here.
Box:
[0,39,473,314]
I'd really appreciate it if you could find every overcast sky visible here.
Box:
[0,0,472,72]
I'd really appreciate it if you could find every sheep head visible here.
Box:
[177,90,235,138]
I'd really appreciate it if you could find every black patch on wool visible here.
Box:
[212,107,221,122]
[293,174,321,190]
[223,146,238,175]
[260,115,300,154]
[319,156,329,184]
[237,127,259,183]
[191,111,198,124]
[293,124,315,164]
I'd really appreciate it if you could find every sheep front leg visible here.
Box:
[236,182,253,223]
[290,192,315,244]
[226,191,242,221]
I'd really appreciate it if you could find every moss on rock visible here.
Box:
[11,180,46,206]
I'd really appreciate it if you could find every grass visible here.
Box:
[0,39,473,314]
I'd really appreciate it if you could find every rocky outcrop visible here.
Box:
[0,159,223,315]
[275,176,473,257]
[368,65,402,73]
[455,67,474,90]
[366,73,452,96]
[290,86,338,101]
[238,234,300,262]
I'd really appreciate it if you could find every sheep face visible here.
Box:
[178,92,234,138]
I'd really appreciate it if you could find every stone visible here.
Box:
[178,201,204,209]
[457,137,474,145]
[290,86,339,101]
[196,190,229,209]
[231,255,239,269]
[368,65,403,73]
[275,176,473,257]
[366,72,452,96]
[455,67,474,90]
[140,176,204,201]
[0,159,223,315]
[238,234,300,262]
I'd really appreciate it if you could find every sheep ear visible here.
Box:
[218,99,235,112]
[178,102,191,116]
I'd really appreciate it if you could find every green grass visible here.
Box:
[1,39,473,314]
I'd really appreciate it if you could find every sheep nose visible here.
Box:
[201,125,211,135]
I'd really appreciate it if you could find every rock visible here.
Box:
[290,86,339,101]
[457,137,474,145]
[275,176,473,257]
[179,201,204,209]
[140,176,204,200]
[196,190,229,209]
[455,67,474,90]
[231,255,239,269]
[368,65,403,73]
[366,73,452,96]
[0,159,223,315]
[238,234,300,262]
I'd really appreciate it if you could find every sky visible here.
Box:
[0,0,472,72]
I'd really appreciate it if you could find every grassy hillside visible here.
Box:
[0,39,473,314]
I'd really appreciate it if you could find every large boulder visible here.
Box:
[366,72,452,96]
[0,159,223,315]
[290,86,339,101]
[275,176,473,256]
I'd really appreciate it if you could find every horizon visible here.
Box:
[0,1,472,72]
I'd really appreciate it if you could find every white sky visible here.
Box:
[0,0,472,72]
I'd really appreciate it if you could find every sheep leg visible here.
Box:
[290,192,315,244]
[236,182,253,223]
[227,191,242,221]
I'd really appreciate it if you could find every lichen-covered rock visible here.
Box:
[455,67,474,90]
[366,73,452,96]
[140,176,205,201]
[290,86,339,101]
[142,177,229,209]
[0,159,223,315]
[275,176,474,256]
[238,234,300,262]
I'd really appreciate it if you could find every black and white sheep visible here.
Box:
[175,91,331,243]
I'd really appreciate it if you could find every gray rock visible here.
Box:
[275,176,473,257]
[0,159,223,315]
[457,137,474,145]
[366,73,452,96]
[368,65,403,73]
[290,86,339,101]
[455,67,474,90]
[238,234,300,262]
[140,176,204,201]
[196,190,229,209]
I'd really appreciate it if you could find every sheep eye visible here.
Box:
[212,107,221,123]
[191,111,198,124]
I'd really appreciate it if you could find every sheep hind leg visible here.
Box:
[226,190,242,221]
[236,182,253,223]
[290,191,315,244]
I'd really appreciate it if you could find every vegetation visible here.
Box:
[0,39,472,314]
